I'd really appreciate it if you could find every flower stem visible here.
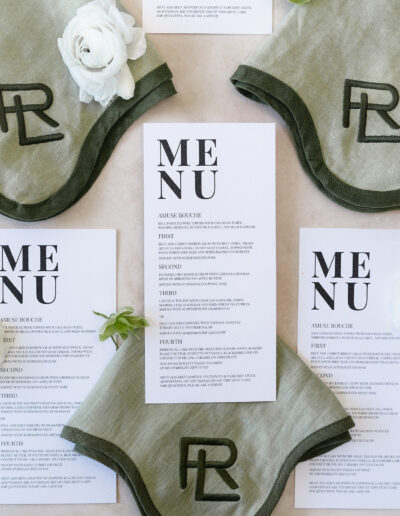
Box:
[111,336,119,350]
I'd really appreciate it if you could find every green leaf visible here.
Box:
[117,316,131,327]
[99,325,116,341]
[117,306,134,315]
[289,0,311,4]
[93,306,149,350]
[125,315,149,327]
[93,310,109,319]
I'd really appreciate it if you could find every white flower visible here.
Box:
[0,321,9,367]
[58,0,147,107]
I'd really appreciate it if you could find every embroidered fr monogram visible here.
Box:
[179,437,240,503]
[343,79,400,143]
[0,84,64,146]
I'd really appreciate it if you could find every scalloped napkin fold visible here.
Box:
[232,0,400,212]
[61,336,354,516]
[0,0,175,221]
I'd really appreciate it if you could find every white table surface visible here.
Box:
[2,1,400,515]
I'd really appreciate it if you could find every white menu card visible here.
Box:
[296,228,400,510]
[144,123,276,404]
[0,229,116,504]
[143,0,273,34]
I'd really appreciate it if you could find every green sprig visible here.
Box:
[93,306,148,350]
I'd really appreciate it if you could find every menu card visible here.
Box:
[296,228,400,510]
[143,0,273,34]
[144,123,276,404]
[0,229,116,504]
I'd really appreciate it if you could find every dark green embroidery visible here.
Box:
[180,437,240,503]
[0,84,64,146]
[343,79,400,143]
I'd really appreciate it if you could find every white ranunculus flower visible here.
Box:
[58,0,147,107]
[0,321,9,367]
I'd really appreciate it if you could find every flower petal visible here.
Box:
[109,6,136,44]
[92,76,118,106]
[116,63,135,100]
[79,88,93,103]
[122,11,136,29]
[58,0,144,106]
[127,28,147,61]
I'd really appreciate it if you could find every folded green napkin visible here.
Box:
[61,336,354,515]
[231,0,400,212]
[0,0,175,221]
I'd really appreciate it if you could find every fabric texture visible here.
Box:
[231,0,400,212]
[0,0,176,221]
[61,336,354,515]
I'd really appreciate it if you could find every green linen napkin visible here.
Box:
[0,0,176,221]
[231,0,400,212]
[61,336,354,515]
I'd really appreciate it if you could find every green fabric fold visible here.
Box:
[0,0,176,221]
[231,0,400,212]
[61,336,354,515]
